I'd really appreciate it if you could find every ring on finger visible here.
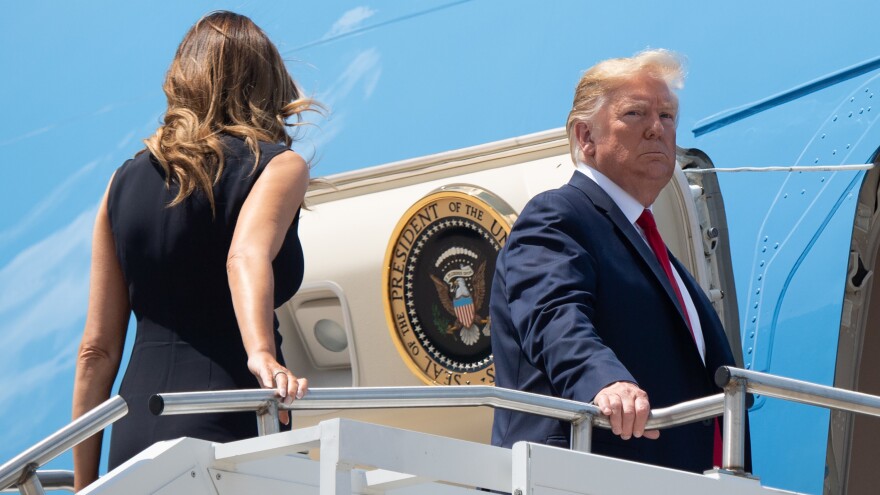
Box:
[273,370,286,380]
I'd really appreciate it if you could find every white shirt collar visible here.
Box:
[574,162,648,225]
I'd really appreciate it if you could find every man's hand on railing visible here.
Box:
[593,381,660,440]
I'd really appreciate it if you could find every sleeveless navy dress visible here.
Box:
[106,135,303,469]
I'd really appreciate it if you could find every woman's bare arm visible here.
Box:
[72,183,131,492]
[227,150,310,415]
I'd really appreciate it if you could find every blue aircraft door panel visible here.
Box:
[692,68,880,494]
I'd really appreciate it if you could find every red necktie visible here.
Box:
[636,209,723,467]
[636,209,694,337]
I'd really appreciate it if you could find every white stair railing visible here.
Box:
[153,385,725,454]
[715,366,880,474]
[8,366,880,494]
[0,396,127,495]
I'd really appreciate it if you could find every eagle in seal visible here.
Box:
[430,261,490,345]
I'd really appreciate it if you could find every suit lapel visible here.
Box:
[566,172,693,334]
[671,254,730,369]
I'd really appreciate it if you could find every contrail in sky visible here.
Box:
[287,0,475,53]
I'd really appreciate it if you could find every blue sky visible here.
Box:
[2,0,879,491]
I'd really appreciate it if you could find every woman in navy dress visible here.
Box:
[70,11,318,491]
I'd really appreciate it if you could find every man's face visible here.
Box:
[579,74,678,206]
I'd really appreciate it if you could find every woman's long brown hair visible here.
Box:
[145,11,320,212]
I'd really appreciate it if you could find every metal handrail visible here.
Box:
[716,366,880,415]
[715,366,880,474]
[0,471,73,493]
[0,396,128,493]
[7,366,875,492]
[153,386,724,452]
[12,366,874,493]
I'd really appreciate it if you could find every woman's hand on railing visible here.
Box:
[247,351,308,425]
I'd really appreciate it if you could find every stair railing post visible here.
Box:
[722,376,747,474]
[256,399,281,436]
[16,466,45,495]
[570,415,593,453]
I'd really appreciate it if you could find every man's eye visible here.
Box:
[661,112,675,120]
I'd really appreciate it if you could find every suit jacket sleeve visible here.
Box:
[502,190,635,403]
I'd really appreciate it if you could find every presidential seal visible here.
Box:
[383,186,515,385]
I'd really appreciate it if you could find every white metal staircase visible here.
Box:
[5,366,879,494]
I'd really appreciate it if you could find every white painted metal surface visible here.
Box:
[511,442,800,495]
[77,418,803,495]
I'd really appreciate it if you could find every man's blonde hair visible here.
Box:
[566,49,685,164]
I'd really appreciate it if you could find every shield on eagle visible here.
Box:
[453,294,475,328]
[430,261,488,346]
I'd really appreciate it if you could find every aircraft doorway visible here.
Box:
[829,149,880,495]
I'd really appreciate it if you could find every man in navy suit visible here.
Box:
[490,49,744,473]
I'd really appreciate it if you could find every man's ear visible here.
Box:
[574,121,595,161]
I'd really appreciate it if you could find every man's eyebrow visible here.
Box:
[616,97,649,107]
[615,94,677,112]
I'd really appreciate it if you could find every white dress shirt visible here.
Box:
[575,163,706,363]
